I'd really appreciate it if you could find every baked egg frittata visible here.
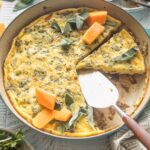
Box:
[4,8,145,137]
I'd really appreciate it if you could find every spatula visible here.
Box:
[79,70,150,149]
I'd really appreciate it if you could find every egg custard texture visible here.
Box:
[4,8,144,137]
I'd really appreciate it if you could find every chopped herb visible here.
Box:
[65,93,74,109]
[18,80,28,88]
[15,39,21,47]
[112,48,138,63]
[55,101,62,110]
[60,38,73,51]
[34,69,46,79]
[50,20,62,32]
[0,129,23,150]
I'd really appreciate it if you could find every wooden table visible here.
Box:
[0,2,150,150]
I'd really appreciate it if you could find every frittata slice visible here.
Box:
[77,29,145,74]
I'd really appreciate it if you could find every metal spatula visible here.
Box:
[79,70,150,149]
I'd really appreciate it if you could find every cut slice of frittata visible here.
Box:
[77,29,145,75]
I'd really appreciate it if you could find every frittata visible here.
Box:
[4,7,145,137]
[77,29,145,74]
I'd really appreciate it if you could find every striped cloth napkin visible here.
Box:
[109,29,150,150]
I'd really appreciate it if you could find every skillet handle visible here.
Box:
[113,104,150,149]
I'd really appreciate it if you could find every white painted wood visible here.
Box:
[0,2,149,150]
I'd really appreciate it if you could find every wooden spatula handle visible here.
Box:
[122,115,150,149]
[113,104,150,149]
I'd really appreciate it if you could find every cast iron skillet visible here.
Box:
[0,0,150,139]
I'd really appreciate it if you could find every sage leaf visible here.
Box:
[76,10,88,30]
[113,48,138,63]
[63,10,89,33]
[76,15,84,30]
[63,22,73,34]
[80,10,89,20]
[87,106,96,129]
[65,93,74,107]
[105,20,118,27]
[60,38,73,51]
[68,107,87,129]
[67,16,76,24]
[51,20,62,32]
[56,107,88,132]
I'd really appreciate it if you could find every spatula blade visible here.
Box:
[79,71,119,108]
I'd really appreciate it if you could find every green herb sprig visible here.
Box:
[6,0,35,12]
[13,0,35,12]
[0,129,23,150]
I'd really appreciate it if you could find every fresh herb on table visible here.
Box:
[0,129,23,150]
[112,48,138,63]
[0,131,10,140]
[59,38,73,51]
[13,0,35,12]
[4,0,35,12]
